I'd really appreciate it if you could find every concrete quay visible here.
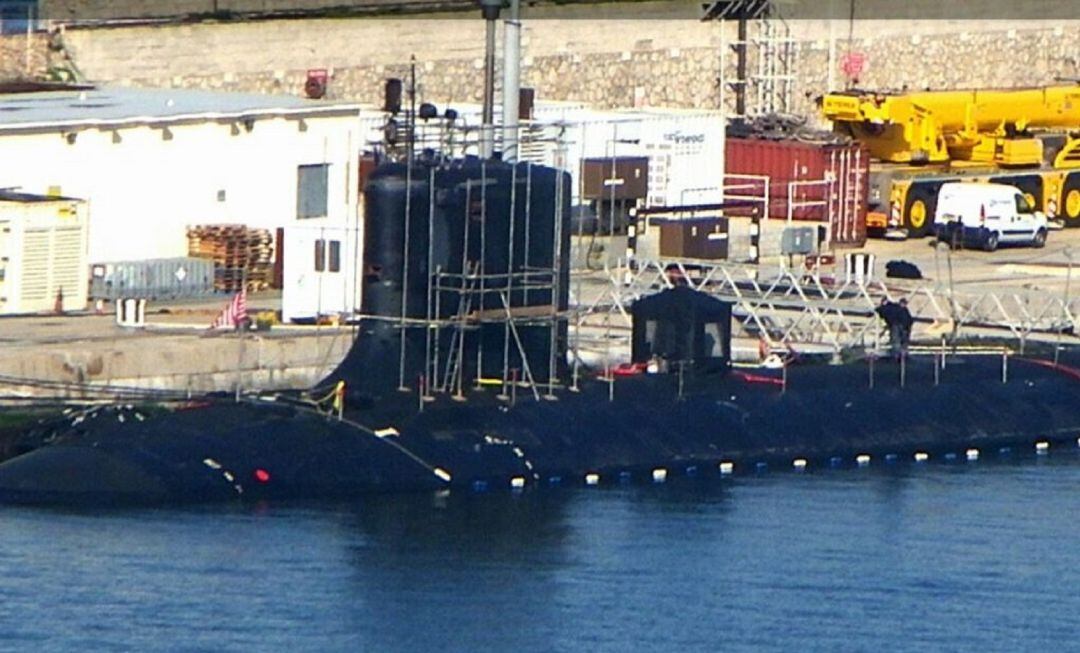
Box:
[3,229,1080,399]
[0,298,351,399]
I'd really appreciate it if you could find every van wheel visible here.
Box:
[1033,229,1047,248]
[984,232,999,252]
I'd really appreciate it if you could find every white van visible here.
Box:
[933,182,1048,251]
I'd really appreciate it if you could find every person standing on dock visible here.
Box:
[876,298,913,358]
[896,298,914,354]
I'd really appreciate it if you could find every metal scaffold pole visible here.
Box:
[425,166,437,399]
[398,149,413,392]
[501,164,518,398]
[547,165,564,398]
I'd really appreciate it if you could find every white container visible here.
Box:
[442,101,727,210]
[0,191,89,314]
[523,106,727,209]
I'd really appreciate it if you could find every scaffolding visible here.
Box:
[708,0,798,120]
[751,14,797,117]
[388,160,570,405]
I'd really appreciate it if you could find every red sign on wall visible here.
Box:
[840,52,867,80]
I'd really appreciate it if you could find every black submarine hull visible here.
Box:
[0,354,1077,506]
[3,157,1078,506]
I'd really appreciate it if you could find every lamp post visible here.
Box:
[478,0,506,159]
[501,0,521,162]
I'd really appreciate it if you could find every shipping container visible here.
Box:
[0,191,89,314]
[89,257,215,301]
[441,102,727,210]
[725,138,869,247]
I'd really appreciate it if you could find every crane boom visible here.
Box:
[822,85,1080,166]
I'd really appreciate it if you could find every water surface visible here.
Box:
[0,453,1076,652]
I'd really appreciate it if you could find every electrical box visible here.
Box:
[581,156,649,201]
[781,226,816,255]
[0,191,89,314]
[657,217,729,260]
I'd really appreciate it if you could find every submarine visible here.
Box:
[2,155,1080,506]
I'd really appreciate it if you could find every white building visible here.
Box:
[0,84,366,264]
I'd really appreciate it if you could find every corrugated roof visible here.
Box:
[0,190,81,203]
[0,86,362,132]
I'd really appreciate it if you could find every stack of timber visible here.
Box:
[186,224,274,292]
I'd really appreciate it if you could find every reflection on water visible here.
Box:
[0,453,1077,652]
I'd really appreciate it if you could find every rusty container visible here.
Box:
[725,138,869,246]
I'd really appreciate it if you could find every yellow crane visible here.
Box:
[821,85,1080,237]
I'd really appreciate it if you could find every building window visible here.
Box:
[0,1,36,35]
[328,240,341,273]
[314,239,326,271]
[297,164,329,219]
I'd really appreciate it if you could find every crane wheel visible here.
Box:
[904,185,936,238]
[1063,174,1080,227]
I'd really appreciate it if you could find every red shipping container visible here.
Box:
[725,138,869,247]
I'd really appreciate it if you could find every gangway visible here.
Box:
[570,255,1080,360]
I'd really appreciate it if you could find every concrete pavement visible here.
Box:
[4,229,1080,397]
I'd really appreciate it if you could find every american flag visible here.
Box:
[210,288,248,329]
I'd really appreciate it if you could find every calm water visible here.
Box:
[0,453,1077,653]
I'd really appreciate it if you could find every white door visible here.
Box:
[1008,193,1041,243]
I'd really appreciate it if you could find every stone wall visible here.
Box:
[0,33,47,80]
[794,24,1080,118]
[39,0,477,22]
[33,0,1080,23]
[12,16,1080,123]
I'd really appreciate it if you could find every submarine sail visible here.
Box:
[325,156,571,401]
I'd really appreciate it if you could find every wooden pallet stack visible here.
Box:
[186,224,274,292]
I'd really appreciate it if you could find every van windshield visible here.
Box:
[1015,194,1034,214]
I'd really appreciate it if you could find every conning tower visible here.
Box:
[326,156,571,401]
